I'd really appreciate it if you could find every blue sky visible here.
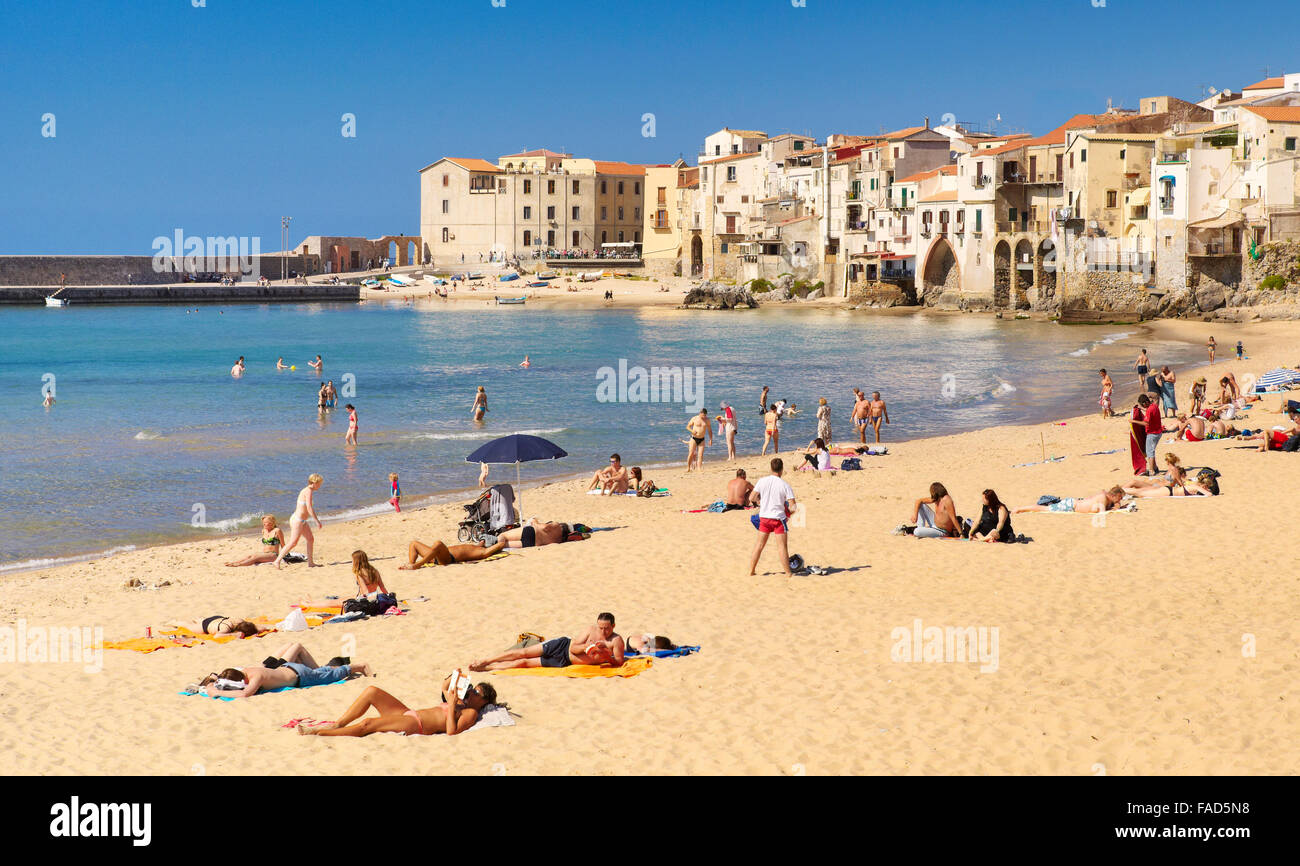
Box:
[0,0,1292,253]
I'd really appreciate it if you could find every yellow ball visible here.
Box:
[290,365,296,370]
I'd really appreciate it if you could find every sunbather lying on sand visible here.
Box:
[497,518,570,548]
[1123,464,1214,497]
[165,616,262,638]
[470,613,624,671]
[398,538,507,568]
[298,675,498,738]
[1014,487,1125,514]
[1127,452,1183,488]
[197,642,370,698]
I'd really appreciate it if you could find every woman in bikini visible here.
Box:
[472,386,488,422]
[165,615,261,638]
[275,474,324,568]
[398,538,508,568]
[761,404,779,456]
[1127,452,1183,488]
[1124,465,1213,497]
[299,675,498,737]
[224,515,285,566]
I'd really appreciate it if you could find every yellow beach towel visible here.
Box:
[493,657,653,678]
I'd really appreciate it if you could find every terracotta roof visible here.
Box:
[895,165,956,184]
[884,125,928,139]
[593,161,647,175]
[700,151,763,165]
[678,168,699,188]
[918,191,958,203]
[442,157,502,173]
[1244,76,1286,91]
[976,113,1114,157]
[498,148,570,159]
[1242,106,1300,123]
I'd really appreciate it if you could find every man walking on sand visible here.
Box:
[852,391,871,444]
[686,408,712,471]
[748,458,796,578]
[868,391,890,443]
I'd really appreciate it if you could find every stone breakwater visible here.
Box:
[0,283,360,305]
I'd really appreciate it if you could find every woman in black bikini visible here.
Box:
[224,516,284,566]
[165,616,261,637]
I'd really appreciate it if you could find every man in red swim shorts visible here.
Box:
[748,457,797,578]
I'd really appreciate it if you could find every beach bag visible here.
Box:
[839,457,862,471]
[511,632,544,649]
[277,608,309,632]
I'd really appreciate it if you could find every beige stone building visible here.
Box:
[418,150,649,265]
[641,159,691,277]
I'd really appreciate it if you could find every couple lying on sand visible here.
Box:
[398,518,573,567]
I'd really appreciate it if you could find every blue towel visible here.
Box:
[179,679,346,701]
[626,645,700,659]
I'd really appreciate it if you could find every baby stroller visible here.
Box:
[457,483,518,542]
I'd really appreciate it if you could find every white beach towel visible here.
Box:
[466,704,516,733]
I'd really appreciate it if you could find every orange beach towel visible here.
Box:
[493,657,653,678]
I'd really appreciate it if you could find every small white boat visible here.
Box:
[422,274,447,286]
[389,274,415,287]
[537,269,558,279]
[360,278,382,288]
[494,295,526,305]
[45,295,69,307]
[579,271,601,282]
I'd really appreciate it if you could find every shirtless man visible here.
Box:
[1014,487,1125,514]
[851,392,872,444]
[586,453,630,493]
[1134,348,1150,390]
[398,538,508,568]
[758,385,769,416]
[868,392,890,443]
[686,409,712,472]
[470,612,624,671]
[498,518,570,548]
[309,354,323,373]
[725,469,753,507]
[196,642,371,699]
[1098,369,1114,417]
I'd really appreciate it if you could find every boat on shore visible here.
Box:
[494,295,526,305]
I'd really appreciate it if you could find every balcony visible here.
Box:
[1026,172,1059,184]
[955,224,966,235]
[920,228,933,239]
[1158,197,1173,211]
[1157,152,1187,164]
[846,220,869,232]
[846,189,862,202]
[972,175,990,189]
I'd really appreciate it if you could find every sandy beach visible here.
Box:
[3,317,1299,776]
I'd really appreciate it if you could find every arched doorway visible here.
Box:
[993,240,1011,309]
[691,235,703,276]
[1036,239,1056,301]
[921,239,960,297]
[388,241,398,267]
[1014,239,1034,306]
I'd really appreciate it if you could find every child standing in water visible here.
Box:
[345,404,358,445]
[389,473,401,513]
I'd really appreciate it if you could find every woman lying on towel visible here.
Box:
[165,615,262,638]
[1123,464,1215,497]
[1127,452,1183,488]
[398,538,508,568]
[299,675,499,738]
[1014,487,1125,514]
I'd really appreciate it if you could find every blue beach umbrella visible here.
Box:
[465,433,568,519]
[1253,368,1300,391]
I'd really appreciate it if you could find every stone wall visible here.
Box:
[0,255,318,287]
[0,283,360,305]
[1243,239,1300,289]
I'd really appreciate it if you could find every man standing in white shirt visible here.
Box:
[748,458,796,578]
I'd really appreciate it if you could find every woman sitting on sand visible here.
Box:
[299,675,498,738]
[398,538,508,568]
[1123,464,1215,497]
[1127,453,1183,488]
[969,489,1015,543]
[350,550,388,596]
[224,516,285,567]
[166,616,261,638]
[1014,487,1125,515]
[801,437,832,471]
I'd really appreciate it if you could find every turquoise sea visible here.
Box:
[0,301,1202,571]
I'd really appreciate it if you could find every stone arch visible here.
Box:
[388,241,398,266]
[1036,238,1057,301]
[993,240,1012,309]
[690,234,703,276]
[1014,238,1034,296]
[921,238,960,297]
[375,235,422,267]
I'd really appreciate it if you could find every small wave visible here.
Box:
[326,501,398,522]
[406,426,568,441]
[0,545,138,575]
[1069,331,1134,356]
[133,431,165,440]
[194,512,264,533]
[1067,347,1092,357]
